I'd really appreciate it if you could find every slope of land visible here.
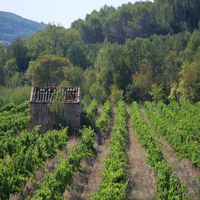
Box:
[127,112,156,200]
[158,137,200,200]
[64,114,113,200]
[0,11,46,44]
[141,107,200,200]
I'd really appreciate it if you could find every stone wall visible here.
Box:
[30,103,56,133]
[30,103,81,133]
[64,104,81,129]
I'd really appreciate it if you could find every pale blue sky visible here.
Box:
[0,0,139,28]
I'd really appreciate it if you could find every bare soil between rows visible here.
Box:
[141,107,200,200]
[64,114,113,200]
[127,112,156,200]
[158,136,200,200]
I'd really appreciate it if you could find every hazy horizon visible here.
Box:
[0,0,139,28]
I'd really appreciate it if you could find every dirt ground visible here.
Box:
[127,113,156,200]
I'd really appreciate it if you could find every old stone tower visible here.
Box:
[30,87,81,133]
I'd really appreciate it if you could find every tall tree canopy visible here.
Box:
[27,54,72,86]
[0,0,200,103]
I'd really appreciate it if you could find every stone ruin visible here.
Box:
[30,87,81,133]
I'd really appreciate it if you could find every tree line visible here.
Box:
[0,0,200,103]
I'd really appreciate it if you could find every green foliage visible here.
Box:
[162,51,181,91]
[187,30,200,53]
[32,127,95,200]
[0,101,30,159]
[0,86,31,106]
[92,101,128,200]
[0,122,68,199]
[25,25,78,57]
[25,25,90,68]
[109,86,123,104]
[131,102,188,199]
[62,66,83,87]
[26,54,71,86]
[89,83,106,104]
[179,62,200,101]
[168,176,188,200]
[82,98,99,128]
[94,42,131,91]
[133,59,153,101]
[0,11,46,44]
[150,84,164,103]
[3,58,17,77]
[96,100,112,132]
[83,68,96,94]
[3,57,27,87]
[85,99,98,122]
[7,38,30,72]
[73,0,200,44]
[67,43,90,68]
[147,100,200,167]
[168,83,181,101]
[3,59,19,86]
[48,88,65,125]
[1,1,200,102]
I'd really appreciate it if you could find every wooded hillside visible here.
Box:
[0,0,200,103]
[0,11,46,44]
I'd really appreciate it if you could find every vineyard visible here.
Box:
[0,99,200,200]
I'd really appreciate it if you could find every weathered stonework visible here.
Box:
[30,87,81,133]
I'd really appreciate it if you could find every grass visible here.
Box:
[0,86,31,106]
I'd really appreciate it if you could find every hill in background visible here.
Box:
[0,0,200,103]
[0,11,46,44]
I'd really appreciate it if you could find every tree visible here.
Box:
[102,12,126,44]
[67,44,90,69]
[186,30,200,57]
[60,66,83,87]
[162,51,181,92]
[83,68,97,96]
[109,85,124,104]
[150,84,164,103]
[0,66,4,85]
[168,83,181,101]
[78,12,104,43]
[154,0,173,33]
[72,6,115,43]
[133,59,153,101]
[48,88,65,125]
[7,38,30,72]
[95,42,131,91]
[89,83,106,104]
[0,44,5,84]
[26,54,72,86]
[124,38,142,74]
[3,58,25,87]
[25,25,90,69]
[3,59,17,77]
[172,0,200,32]
[179,61,200,101]
[25,25,69,58]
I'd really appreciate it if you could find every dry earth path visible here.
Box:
[127,109,156,200]
[157,136,200,200]
[64,136,111,200]
[9,136,80,200]
[79,136,111,199]
[64,114,113,200]
[141,107,200,200]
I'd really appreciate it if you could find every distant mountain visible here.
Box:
[0,11,46,44]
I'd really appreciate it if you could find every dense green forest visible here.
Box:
[0,11,46,44]
[0,0,200,103]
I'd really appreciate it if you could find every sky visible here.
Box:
[0,0,139,28]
